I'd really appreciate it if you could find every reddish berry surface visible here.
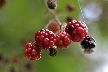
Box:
[49,21,60,33]
[24,43,41,60]
[35,29,56,50]
[55,31,71,49]
[65,20,88,42]
[26,43,33,49]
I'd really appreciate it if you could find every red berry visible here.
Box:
[65,20,88,42]
[35,29,56,50]
[26,43,33,49]
[49,21,60,33]
[55,31,71,49]
[24,43,41,61]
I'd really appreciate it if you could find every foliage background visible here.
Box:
[0,0,108,72]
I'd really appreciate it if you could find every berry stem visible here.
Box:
[44,20,51,29]
[42,0,61,26]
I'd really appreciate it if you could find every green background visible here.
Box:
[0,0,108,72]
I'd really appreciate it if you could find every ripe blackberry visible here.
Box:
[49,21,60,33]
[24,43,41,60]
[35,29,56,50]
[49,46,57,57]
[55,31,71,49]
[65,20,88,42]
[47,0,58,10]
[80,36,96,54]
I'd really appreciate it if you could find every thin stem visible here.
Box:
[42,0,61,26]
[44,20,54,29]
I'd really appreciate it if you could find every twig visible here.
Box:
[42,0,61,26]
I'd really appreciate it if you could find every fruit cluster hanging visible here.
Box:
[23,0,96,61]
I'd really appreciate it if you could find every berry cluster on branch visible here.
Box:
[23,0,96,61]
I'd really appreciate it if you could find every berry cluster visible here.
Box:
[23,43,41,60]
[55,31,71,49]
[23,20,96,61]
[65,20,88,42]
[35,29,56,50]
[23,0,96,61]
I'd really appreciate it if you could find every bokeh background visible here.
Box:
[0,0,108,72]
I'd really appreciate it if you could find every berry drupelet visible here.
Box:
[35,29,56,50]
[65,20,88,42]
[55,31,71,49]
[80,36,96,54]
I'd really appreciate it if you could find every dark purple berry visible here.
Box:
[80,36,96,54]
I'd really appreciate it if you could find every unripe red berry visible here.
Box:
[35,29,56,50]
[49,21,60,33]
[65,20,88,42]
[24,42,41,60]
[55,31,71,49]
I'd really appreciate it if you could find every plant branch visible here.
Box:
[42,0,61,26]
